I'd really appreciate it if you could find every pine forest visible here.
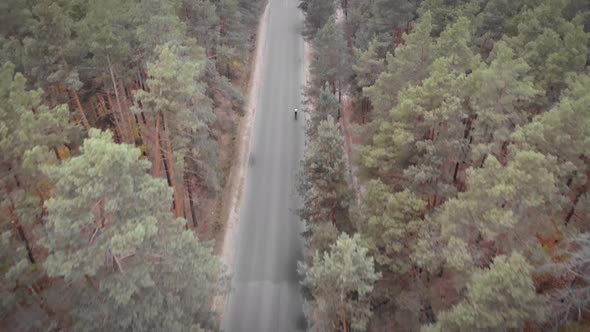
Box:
[298,0,590,331]
[0,0,262,330]
[1,0,590,331]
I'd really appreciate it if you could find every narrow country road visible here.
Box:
[222,0,306,331]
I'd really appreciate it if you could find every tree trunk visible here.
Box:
[16,225,35,264]
[4,192,36,263]
[118,79,135,143]
[162,112,183,218]
[565,186,587,226]
[338,88,342,120]
[186,177,198,227]
[452,161,460,185]
[341,310,349,332]
[53,147,62,161]
[107,55,132,144]
[105,93,126,143]
[70,90,91,134]
[153,116,162,177]
[479,154,487,168]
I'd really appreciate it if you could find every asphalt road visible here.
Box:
[222,0,306,331]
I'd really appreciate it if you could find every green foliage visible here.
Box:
[368,0,419,42]
[324,0,590,330]
[299,116,351,228]
[418,0,481,35]
[134,42,213,144]
[472,0,543,50]
[506,0,590,97]
[0,0,34,37]
[305,222,340,258]
[438,151,560,270]
[0,61,79,331]
[185,0,220,52]
[423,253,546,332]
[300,233,380,332]
[309,83,339,134]
[310,16,352,99]
[353,38,387,89]
[0,62,79,226]
[466,41,540,161]
[360,180,424,273]
[0,231,53,331]
[43,129,225,331]
[512,72,590,187]
[362,56,468,193]
[133,42,219,191]
[216,0,248,77]
[364,12,434,120]
[300,0,335,37]
[0,0,260,330]
[344,0,373,49]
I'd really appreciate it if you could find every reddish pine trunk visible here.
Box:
[118,79,135,143]
[186,178,198,227]
[108,55,134,144]
[162,113,183,218]
[105,93,127,143]
[71,90,91,134]
[4,197,36,263]
[153,116,162,177]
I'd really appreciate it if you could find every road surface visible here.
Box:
[222,0,306,331]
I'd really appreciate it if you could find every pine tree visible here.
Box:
[362,56,468,202]
[353,38,386,90]
[344,0,373,49]
[309,83,339,135]
[423,253,546,332]
[299,116,351,228]
[310,16,353,104]
[0,231,53,331]
[133,42,215,218]
[512,73,590,226]
[368,0,419,45]
[418,0,481,35]
[472,0,543,52]
[299,233,380,332]
[184,0,220,53]
[300,0,335,37]
[466,41,540,166]
[0,62,78,264]
[360,180,424,274]
[437,151,560,271]
[43,129,224,331]
[133,0,187,61]
[506,0,590,100]
[364,12,434,121]
[20,0,79,90]
[305,222,340,259]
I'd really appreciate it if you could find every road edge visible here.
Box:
[213,0,270,322]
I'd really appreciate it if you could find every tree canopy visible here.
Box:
[301,0,590,330]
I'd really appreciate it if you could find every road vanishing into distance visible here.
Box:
[222,0,306,331]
